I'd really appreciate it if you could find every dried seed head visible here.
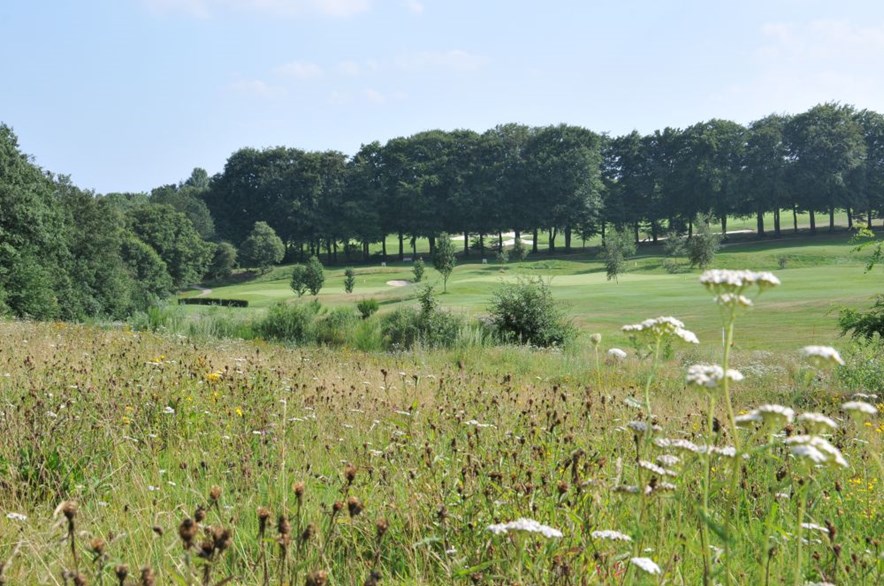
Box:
[89,537,106,556]
[209,485,222,502]
[300,523,316,544]
[61,501,78,522]
[212,527,233,553]
[152,526,163,537]
[293,481,306,502]
[114,565,129,584]
[194,505,207,523]
[178,518,197,549]
[332,501,344,514]
[364,570,382,586]
[140,566,156,586]
[347,496,364,517]
[375,517,389,538]
[343,464,357,485]
[257,507,271,534]
[71,573,88,586]
[306,570,329,586]
[277,515,291,535]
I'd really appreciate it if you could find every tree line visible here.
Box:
[2,101,882,320]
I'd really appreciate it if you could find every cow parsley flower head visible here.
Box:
[797,412,838,433]
[622,316,698,344]
[842,401,877,416]
[486,518,563,539]
[630,557,662,575]
[606,347,628,361]
[734,410,763,427]
[591,529,632,542]
[6,512,27,522]
[756,404,795,425]
[786,435,848,468]
[715,293,753,308]
[639,460,676,476]
[800,346,845,368]
[700,269,781,294]
[653,438,701,453]
[686,363,744,389]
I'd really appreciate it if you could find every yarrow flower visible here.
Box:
[715,293,754,308]
[630,557,662,575]
[622,316,698,344]
[799,346,845,368]
[656,454,680,467]
[606,347,628,361]
[653,438,701,453]
[842,401,877,415]
[800,522,829,534]
[591,529,632,542]
[756,404,796,425]
[785,435,848,468]
[685,363,744,389]
[639,460,677,477]
[6,512,27,522]
[700,269,781,293]
[796,412,838,432]
[487,518,563,538]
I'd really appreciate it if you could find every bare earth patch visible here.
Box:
[386,280,411,287]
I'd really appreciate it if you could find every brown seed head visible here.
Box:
[375,517,389,538]
[277,514,291,535]
[293,481,306,502]
[194,505,207,523]
[140,566,156,586]
[61,501,78,522]
[209,485,222,502]
[300,523,316,544]
[364,570,382,586]
[347,496,363,517]
[212,526,233,553]
[72,573,88,586]
[332,501,344,514]
[305,570,329,586]
[89,537,106,556]
[114,565,128,584]
[178,518,197,548]
[344,463,357,485]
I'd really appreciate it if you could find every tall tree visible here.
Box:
[741,115,791,236]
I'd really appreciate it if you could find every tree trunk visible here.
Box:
[600,221,606,245]
[498,232,503,252]
[720,216,727,239]
[847,207,853,229]
[634,222,640,244]
[532,228,539,253]
[756,210,765,236]
[548,227,556,253]
[688,220,693,238]
[651,222,658,243]
[774,208,781,237]
[398,231,404,261]
[479,233,485,257]
[463,231,469,257]
[564,226,572,251]
[793,206,799,233]
[828,206,835,231]
[381,237,387,262]
[868,208,874,229]
[362,240,369,261]
[411,236,417,257]
[429,235,436,255]
[332,239,338,264]
[809,210,816,234]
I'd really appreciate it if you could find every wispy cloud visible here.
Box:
[143,0,371,18]
[336,59,379,76]
[328,88,406,105]
[401,0,423,14]
[394,50,489,73]
[275,60,323,79]
[228,79,284,98]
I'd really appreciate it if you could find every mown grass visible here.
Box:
[0,270,881,584]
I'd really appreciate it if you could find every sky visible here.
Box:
[2,0,884,194]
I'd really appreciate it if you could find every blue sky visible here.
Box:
[3,0,884,194]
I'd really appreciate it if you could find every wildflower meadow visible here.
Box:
[0,271,881,585]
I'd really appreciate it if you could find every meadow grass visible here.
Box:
[0,267,881,584]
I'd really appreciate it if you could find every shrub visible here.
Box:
[239,221,284,273]
[602,227,636,282]
[687,214,721,269]
[838,295,884,339]
[207,242,237,280]
[344,268,356,294]
[380,285,463,350]
[356,298,379,319]
[510,237,528,262]
[496,248,509,264]
[837,333,884,394]
[304,256,325,296]
[488,277,574,347]
[412,258,425,283]
[314,306,359,347]
[433,233,456,292]
[290,265,308,297]
[256,301,320,344]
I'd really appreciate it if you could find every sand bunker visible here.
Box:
[386,280,411,287]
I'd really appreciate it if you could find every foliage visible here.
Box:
[837,333,884,393]
[356,298,379,319]
[207,242,237,280]
[239,221,284,273]
[381,285,463,349]
[412,257,425,283]
[488,277,575,347]
[314,306,359,347]
[510,237,528,262]
[602,227,636,281]
[687,214,722,269]
[289,265,308,297]
[343,268,356,294]
[839,295,884,339]
[304,255,325,295]
[432,232,457,292]
[256,300,320,344]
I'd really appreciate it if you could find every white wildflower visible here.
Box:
[756,404,795,425]
[796,412,838,432]
[606,347,628,361]
[591,529,632,542]
[656,454,680,467]
[651,481,678,493]
[850,392,878,400]
[622,316,698,344]
[590,333,602,347]
[686,364,744,389]
[790,444,827,465]
[715,293,753,307]
[630,557,662,575]
[799,346,845,367]
[487,518,562,539]
[639,460,676,477]
[6,512,27,522]
[734,411,762,426]
[614,484,642,495]
[786,436,848,468]
[163,406,175,415]
[700,269,780,293]
[654,438,701,453]
[627,420,660,433]
[800,523,829,534]
[842,401,877,415]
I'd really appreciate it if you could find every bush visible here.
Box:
[314,307,359,347]
[356,298,379,319]
[837,333,884,394]
[412,258,425,283]
[488,277,574,347]
[344,268,356,294]
[256,301,320,344]
[380,285,463,350]
[207,242,237,280]
[290,265,308,297]
[510,237,528,262]
[687,214,721,269]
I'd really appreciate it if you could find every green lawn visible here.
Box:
[184,230,882,351]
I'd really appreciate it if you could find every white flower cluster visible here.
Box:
[652,438,737,458]
[639,460,677,477]
[606,347,628,361]
[799,345,845,367]
[785,435,848,468]
[591,529,632,542]
[622,316,699,344]
[842,400,877,415]
[685,363,744,389]
[630,557,662,575]
[796,412,838,432]
[486,518,563,538]
[715,293,754,308]
[700,269,781,292]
